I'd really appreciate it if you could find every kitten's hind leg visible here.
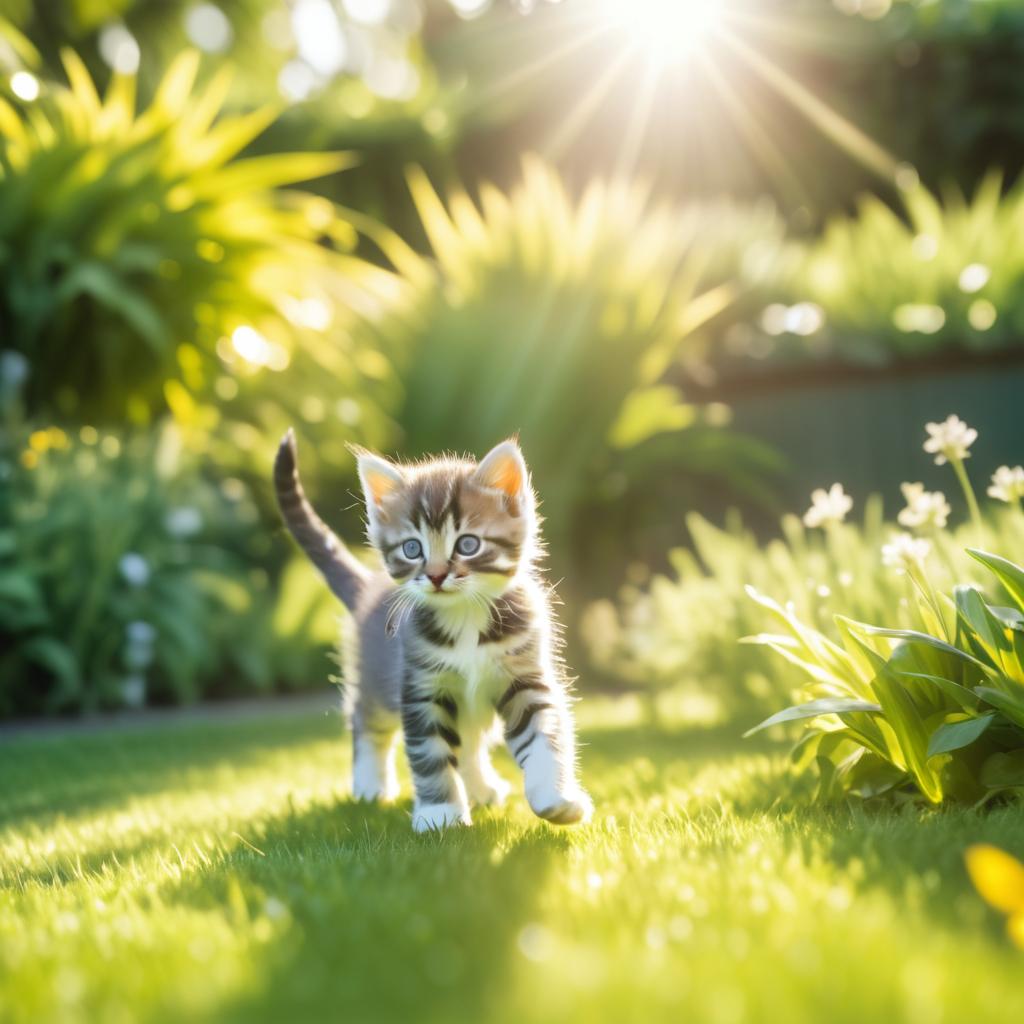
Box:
[352,722,401,803]
[459,719,511,808]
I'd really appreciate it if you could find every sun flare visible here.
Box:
[601,0,724,68]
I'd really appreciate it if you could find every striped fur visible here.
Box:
[274,431,592,833]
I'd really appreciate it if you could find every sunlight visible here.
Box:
[601,0,724,68]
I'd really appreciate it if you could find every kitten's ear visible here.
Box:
[472,440,528,502]
[355,451,405,516]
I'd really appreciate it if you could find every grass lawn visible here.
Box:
[2,695,1024,1024]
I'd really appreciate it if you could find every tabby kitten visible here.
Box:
[274,430,592,832]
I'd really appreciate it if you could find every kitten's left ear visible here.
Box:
[472,439,529,507]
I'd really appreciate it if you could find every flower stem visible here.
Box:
[951,457,983,533]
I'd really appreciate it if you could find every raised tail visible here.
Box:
[273,429,370,610]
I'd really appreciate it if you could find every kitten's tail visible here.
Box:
[274,429,370,610]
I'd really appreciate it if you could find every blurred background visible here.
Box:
[2,0,1023,719]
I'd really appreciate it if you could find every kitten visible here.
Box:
[274,430,592,832]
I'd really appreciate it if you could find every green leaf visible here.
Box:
[968,549,1024,613]
[870,664,944,803]
[897,672,981,712]
[55,263,171,354]
[974,686,1024,729]
[743,697,882,738]
[980,749,1024,790]
[608,386,697,449]
[926,713,995,759]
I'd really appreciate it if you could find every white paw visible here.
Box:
[527,786,593,826]
[464,775,511,808]
[352,778,400,803]
[412,802,472,833]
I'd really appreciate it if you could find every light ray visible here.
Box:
[719,28,900,184]
[698,50,809,209]
[465,17,614,116]
[613,59,661,181]
[544,46,634,161]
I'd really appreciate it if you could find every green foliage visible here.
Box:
[697,177,1024,380]
[4,704,1024,1023]
[0,48,395,441]
[0,419,338,717]
[358,158,779,572]
[586,497,1024,719]
[746,547,1024,805]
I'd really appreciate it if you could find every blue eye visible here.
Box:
[455,534,481,556]
[401,539,423,560]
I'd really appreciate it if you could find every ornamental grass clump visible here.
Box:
[747,418,1024,804]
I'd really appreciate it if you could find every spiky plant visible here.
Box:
[0,48,398,431]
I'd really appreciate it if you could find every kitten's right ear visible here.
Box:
[353,449,405,522]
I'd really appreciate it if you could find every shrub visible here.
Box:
[357,157,782,580]
[702,176,1024,380]
[0,47,398,446]
[746,547,1024,805]
[587,415,1024,722]
[0,416,338,717]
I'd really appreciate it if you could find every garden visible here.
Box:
[3,1,1024,1021]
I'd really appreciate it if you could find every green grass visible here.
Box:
[2,697,1024,1024]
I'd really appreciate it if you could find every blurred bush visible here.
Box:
[357,157,784,583]
[684,176,1024,387]
[0,49,398,439]
[0,414,339,717]
[585,501,1024,722]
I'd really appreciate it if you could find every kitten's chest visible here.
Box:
[418,605,509,695]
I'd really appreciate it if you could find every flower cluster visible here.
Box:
[988,465,1024,504]
[881,533,932,575]
[803,483,853,528]
[923,414,977,466]
[897,483,950,529]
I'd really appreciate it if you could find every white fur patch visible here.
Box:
[412,802,472,832]
[352,732,400,802]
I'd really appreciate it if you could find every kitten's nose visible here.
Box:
[427,572,448,591]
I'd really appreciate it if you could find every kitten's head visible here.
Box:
[355,440,537,605]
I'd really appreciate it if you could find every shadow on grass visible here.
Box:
[161,797,564,1024]
[0,711,342,831]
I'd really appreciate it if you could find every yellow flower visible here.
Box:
[965,844,1024,948]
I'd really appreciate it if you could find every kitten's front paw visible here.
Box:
[412,802,472,833]
[465,775,511,808]
[528,787,594,826]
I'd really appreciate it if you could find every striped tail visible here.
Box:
[273,429,370,610]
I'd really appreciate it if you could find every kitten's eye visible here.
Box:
[401,539,423,560]
[455,534,481,557]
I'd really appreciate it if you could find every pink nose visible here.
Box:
[427,573,448,590]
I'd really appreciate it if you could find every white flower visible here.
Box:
[897,482,951,529]
[803,483,853,528]
[881,533,932,574]
[923,415,977,465]
[0,350,29,390]
[120,674,147,709]
[125,620,157,646]
[164,506,203,538]
[118,552,150,587]
[988,465,1024,503]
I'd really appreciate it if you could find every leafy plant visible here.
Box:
[708,176,1024,377]
[584,503,1024,718]
[356,157,780,577]
[587,416,1024,721]
[0,418,337,717]
[0,47,398,443]
[745,547,1024,805]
